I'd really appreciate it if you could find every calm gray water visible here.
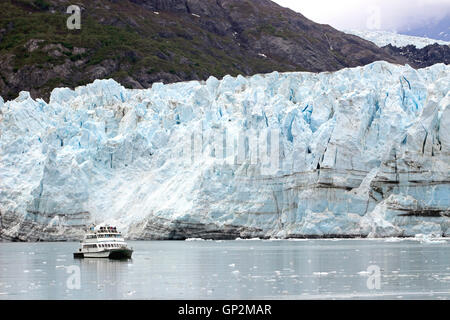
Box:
[0,239,449,300]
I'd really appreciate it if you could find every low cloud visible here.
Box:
[274,0,450,31]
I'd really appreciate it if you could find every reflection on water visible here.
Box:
[0,239,449,299]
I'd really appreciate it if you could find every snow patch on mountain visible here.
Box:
[0,61,449,240]
[345,29,450,49]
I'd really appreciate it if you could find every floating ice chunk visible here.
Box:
[235,237,260,241]
[414,234,447,244]
[185,238,204,241]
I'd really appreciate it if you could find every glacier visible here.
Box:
[344,29,450,49]
[0,61,449,241]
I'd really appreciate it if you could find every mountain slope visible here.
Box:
[343,29,450,69]
[0,0,401,101]
[383,44,450,69]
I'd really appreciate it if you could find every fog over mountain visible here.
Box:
[274,0,450,40]
[400,14,450,41]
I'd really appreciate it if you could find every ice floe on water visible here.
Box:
[313,272,330,276]
[413,234,448,244]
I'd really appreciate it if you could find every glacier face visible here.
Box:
[0,61,449,241]
[344,30,450,49]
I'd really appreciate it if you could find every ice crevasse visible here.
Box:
[0,61,449,241]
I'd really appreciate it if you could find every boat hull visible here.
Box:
[74,248,133,260]
[108,248,133,260]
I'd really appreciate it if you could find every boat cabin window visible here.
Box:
[83,244,97,249]
[97,233,121,238]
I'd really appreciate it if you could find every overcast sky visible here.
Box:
[273,0,450,32]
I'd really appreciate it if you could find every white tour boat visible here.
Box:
[74,225,133,259]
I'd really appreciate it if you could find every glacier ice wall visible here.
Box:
[344,29,450,49]
[0,61,449,241]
